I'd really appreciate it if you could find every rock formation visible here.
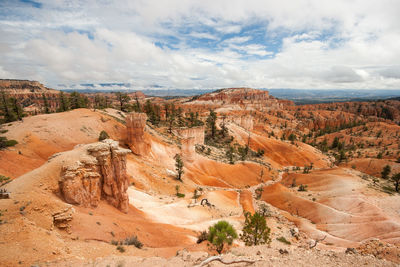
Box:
[189,88,294,111]
[59,139,131,213]
[175,126,205,161]
[0,79,61,113]
[232,115,254,131]
[126,112,150,156]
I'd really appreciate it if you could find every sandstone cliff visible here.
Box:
[0,79,61,113]
[59,139,131,213]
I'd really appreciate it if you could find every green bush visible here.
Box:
[298,184,308,192]
[98,130,109,141]
[123,235,143,248]
[116,245,125,252]
[0,137,18,149]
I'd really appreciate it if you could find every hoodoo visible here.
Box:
[175,126,205,161]
[59,139,131,213]
[125,112,150,156]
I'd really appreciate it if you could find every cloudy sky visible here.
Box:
[1,0,400,90]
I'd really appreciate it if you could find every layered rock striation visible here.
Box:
[0,79,61,113]
[59,139,131,213]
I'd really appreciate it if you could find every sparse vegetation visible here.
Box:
[276,236,291,245]
[175,185,185,198]
[111,235,143,249]
[298,184,308,192]
[98,130,109,141]
[0,136,18,149]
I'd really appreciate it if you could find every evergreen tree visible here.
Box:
[58,91,70,112]
[114,92,130,112]
[206,109,217,139]
[42,93,50,114]
[226,145,235,164]
[381,165,391,179]
[0,90,17,122]
[392,173,400,192]
[10,97,23,120]
[331,136,339,149]
[207,221,237,254]
[69,91,87,109]
[174,154,184,181]
[241,211,271,246]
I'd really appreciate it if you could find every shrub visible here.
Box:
[207,220,238,254]
[99,130,109,141]
[255,149,264,157]
[116,245,125,253]
[0,175,10,185]
[123,235,143,248]
[0,137,18,149]
[276,236,291,245]
[298,184,308,192]
[196,230,208,244]
[241,212,271,246]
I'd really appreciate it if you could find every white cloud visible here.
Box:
[0,0,400,89]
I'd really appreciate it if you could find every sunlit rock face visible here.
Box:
[126,112,150,156]
[59,139,131,213]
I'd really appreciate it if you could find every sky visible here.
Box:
[1,0,400,90]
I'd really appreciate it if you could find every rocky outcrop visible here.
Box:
[52,206,75,231]
[126,112,150,156]
[59,139,131,213]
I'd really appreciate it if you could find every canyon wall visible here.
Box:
[59,139,131,213]
[0,79,61,113]
[126,112,150,156]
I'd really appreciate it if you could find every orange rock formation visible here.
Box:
[59,139,131,213]
[126,112,150,156]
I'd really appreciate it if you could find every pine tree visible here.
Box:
[42,93,50,114]
[206,109,217,139]
[241,211,271,246]
[58,91,70,112]
[381,165,391,179]
[174,154,184,181]
[10,97,23,120]
[115,92,130,112]
[0,90,17,122]
[207,221,237,254]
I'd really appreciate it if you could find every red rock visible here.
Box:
[125,112,150,156]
